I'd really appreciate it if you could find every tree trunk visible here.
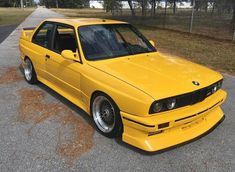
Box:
[127,0,135,17]
[211,2,215,15]
[232,3,235,31]
[152,0,156,16]
[141,0,145,16]
[173,0,176,14]
[151,0,156,16]
[205,0,208,13]
[164,0,167,28]
[195,1,199,12]
[165,0,167,15]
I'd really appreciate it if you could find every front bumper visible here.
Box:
[121,89,227,152]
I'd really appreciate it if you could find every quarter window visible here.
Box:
[32,22,54,48]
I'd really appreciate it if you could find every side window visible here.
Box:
[32,22,54,48]
[53,25,77,53]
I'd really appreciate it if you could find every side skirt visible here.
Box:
[37,75,89,114]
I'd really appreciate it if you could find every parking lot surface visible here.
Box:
[0,7,234,172]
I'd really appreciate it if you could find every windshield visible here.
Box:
[78,24,156,60]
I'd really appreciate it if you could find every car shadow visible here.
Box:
[18,65,176,155]
[38,83,94,125]
[36,81,157,155]
[18,65,94,127]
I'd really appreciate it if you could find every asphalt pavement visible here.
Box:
[0,7,234,172]
[0,24,18,44]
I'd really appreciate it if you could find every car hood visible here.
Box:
[88,52,222,100]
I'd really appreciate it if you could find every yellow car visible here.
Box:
[19,18,227,152]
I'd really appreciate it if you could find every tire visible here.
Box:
[23,58,38,84]
[91,93,123,138]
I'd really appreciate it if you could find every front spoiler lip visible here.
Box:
[153,114,225,154]
[126,114,225,154]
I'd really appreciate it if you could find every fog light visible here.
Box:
[166,98,176,110]
[158,122,169,129]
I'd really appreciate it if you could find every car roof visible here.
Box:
[45,18,127,27]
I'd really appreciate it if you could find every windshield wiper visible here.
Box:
[114,28,134,55]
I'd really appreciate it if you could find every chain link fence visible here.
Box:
[111,7,235,42]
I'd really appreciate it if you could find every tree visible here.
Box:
[168,0,183,14]
[212,0,235,29]
[103,0,122,15]
[0,0,35,7]
[135,0,148,16]
[205,0,208,12]
[150,0,161,16]
[127,0,135,16]
[165,0,168,15]
[173,0,176,14]
[195,0,203,11]
[232,1,235,30]
[152,0,156,16]
[39,0,87,8]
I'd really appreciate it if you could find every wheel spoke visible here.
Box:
[24,59,33,81]
[92,96,115,133]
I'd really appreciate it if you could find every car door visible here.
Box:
[45,23,83,101]
[31,22,55,80]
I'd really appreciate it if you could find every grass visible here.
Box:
[53,8,235,75]
[53,8,234,40]
[0,8,34,26]
[141,27,235,75]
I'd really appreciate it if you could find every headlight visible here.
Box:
[207,79,223,96]
[166,98,176,110]
[152,102,163,113]
[149,98,177,114]
[212,85,217,93]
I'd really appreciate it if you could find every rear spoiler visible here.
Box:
[23,27,36,30]
[20,27,36,41]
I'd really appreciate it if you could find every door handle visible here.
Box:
[45,54,50,59]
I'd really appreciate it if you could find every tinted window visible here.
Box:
[33,22,54,48]
[53,25,77,53]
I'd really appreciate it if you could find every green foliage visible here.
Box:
[0,0,35,7]
[103,0,122,12]
[39,0,88,8]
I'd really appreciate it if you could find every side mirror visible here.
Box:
[149,40,155,47]
[61,50,76,61]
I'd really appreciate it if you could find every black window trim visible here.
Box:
[32,21,83,64]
